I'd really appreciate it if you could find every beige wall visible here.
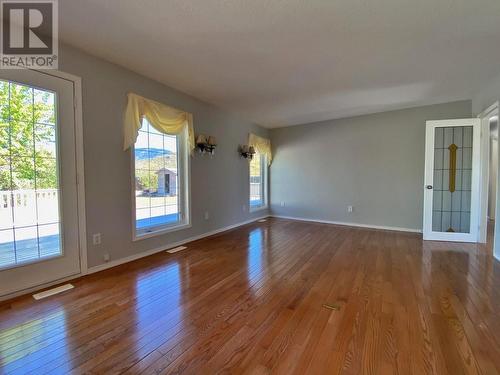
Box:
[270,101,472,231]
[59,44,269,268]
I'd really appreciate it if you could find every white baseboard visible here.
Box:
[87,215,269,274]
[270,214,422,233]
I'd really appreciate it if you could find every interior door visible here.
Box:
[423,119,481,242]
[0,69,81,298]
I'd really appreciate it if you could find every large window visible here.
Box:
[133,119,189,238]
[0,80,61,268]
[249,152,267,210]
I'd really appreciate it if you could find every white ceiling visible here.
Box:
[60,0,500,128]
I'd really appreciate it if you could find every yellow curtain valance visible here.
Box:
[248,133,272,165]
[123,93,195,153]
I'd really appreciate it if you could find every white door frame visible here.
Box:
[0,69,87,301]
[38,69,87,274]
[423,119,481,242]
[478,101,499,243]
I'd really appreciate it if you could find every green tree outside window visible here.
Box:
[0,80,57,191]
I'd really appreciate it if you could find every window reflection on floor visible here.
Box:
[0,309,69,373]
[247,228,264,286]
[134,262,183,350]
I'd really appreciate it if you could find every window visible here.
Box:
[0,79,62,268]
[249,152,267,210]
[133,119,189,239]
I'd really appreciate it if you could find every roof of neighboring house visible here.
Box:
[156,168,177,175]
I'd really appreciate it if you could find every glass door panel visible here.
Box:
[0,80,61,268]
[431,126,473,233]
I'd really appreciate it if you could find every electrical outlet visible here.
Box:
[92,233,101,245]
[103,253,110,262]
[347,205,353,213]
[242,204,247,212]
[280,201,285,207]
[204,211,209,220]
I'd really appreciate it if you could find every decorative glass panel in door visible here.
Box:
[432,126,472,233]
[423,119,480,242]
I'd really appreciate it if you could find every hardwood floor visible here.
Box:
[0,218,499,374]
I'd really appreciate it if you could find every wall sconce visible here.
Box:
[239,145,256,160]
[196,134,217,156]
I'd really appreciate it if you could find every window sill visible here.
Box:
[133,222,191,242]
[250,205,268,213]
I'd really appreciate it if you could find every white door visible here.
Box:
[423,119,481,242]
[0,69,81,298]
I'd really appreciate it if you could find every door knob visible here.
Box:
[426,185,433,189]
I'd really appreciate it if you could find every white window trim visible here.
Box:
[249,154,268,212]
[131,125,191,241]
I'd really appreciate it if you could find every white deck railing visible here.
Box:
[0,189,60,230]
[250,182,261,198]
[0,189,58,210]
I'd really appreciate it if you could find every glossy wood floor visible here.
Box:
[0,218,499,374]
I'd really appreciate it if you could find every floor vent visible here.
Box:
[33,284,74,300]
[167,246,187,254]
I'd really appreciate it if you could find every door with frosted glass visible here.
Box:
[0,69,81,298]
[423,119,481,242]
